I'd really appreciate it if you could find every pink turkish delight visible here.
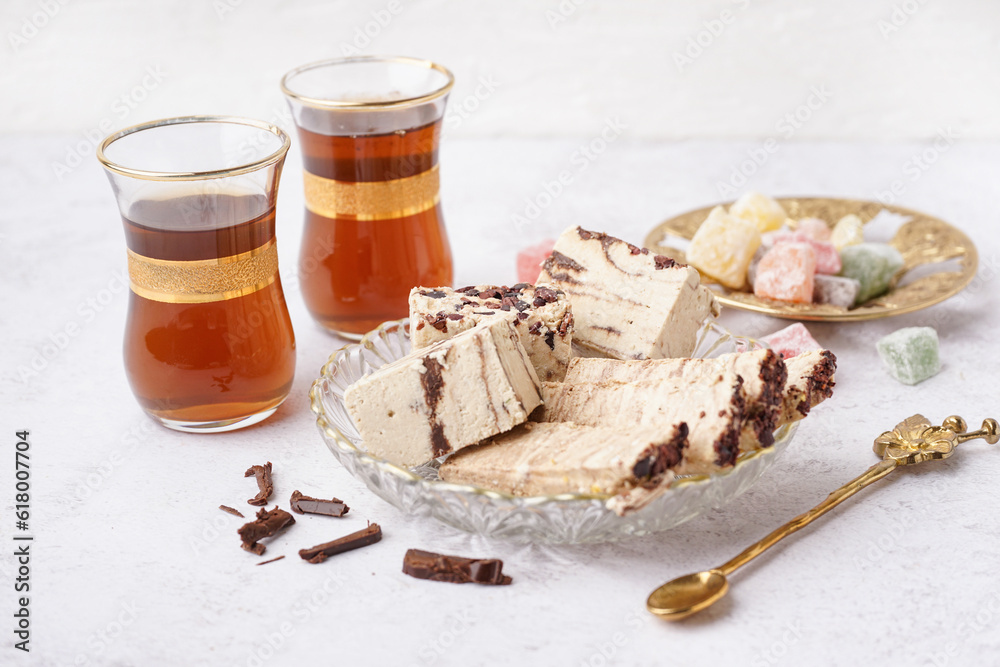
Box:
[761,323,822,359]
[753,243,817,303]
[517,238,556,284]
[795,218,832,242]
[773,230,841,275]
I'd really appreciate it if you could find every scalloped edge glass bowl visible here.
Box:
[309,319,797,543]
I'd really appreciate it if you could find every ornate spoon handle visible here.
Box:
[647,415,998,620]
[721,414,998,577]
[719,458,897,576]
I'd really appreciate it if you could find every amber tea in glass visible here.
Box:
[282,56,455,337]
[98,116,296,432]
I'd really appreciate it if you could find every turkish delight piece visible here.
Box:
[409,283,573,381]
[814,274,861,308]
[686,206,762,289]
[831,214,864,250]
[753,243,817,303]
[746,243,769,287]
[838,243,904,304]
[761,323,822,360]
[729,192,788,232]
[538,226,718,360]
[795,217,832,242]
[772,230,842,275]
[516,238,556,284]
[876,326,940,385]
[344,318,542,467]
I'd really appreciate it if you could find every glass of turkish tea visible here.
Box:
[281,56,455,338]
[97,116,296,433]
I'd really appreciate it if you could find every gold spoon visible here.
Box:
[647,414,999,620]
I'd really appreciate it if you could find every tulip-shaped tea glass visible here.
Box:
[281,56,454,337]
[97,116,296,432]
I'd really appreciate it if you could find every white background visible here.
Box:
[3,2,1000,666]
[3,0,1000,140]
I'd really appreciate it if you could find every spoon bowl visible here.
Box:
[647,570,729,620]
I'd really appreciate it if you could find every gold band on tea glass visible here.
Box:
[303,165,440,221]
[127,239,279,304]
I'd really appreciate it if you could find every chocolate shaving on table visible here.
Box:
[402,549,512,585]
[298,523,382,564]
[289,490,350,517]
[256,555,285,566]
[238,506,295,556]
[219,505,245,518]
[244,461,273,506]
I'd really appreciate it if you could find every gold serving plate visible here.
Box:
[644,197,979,322]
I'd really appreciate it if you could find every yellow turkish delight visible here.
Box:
[728,192,788,232]
[687,206,762,290]
[831,214,864,250]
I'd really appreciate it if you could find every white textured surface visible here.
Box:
[2,134,999,665]
[3,0,1000,139]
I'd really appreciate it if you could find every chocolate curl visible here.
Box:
[299,523,382,564]
[245,461,273,506]
[238,507,295,555]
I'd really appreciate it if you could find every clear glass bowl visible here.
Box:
[309,319,798,544]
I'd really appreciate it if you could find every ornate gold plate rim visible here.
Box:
[644,197,979,322]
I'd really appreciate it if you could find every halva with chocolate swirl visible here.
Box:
[438,421,688,516]
[344,318,542,468]
[779,349,837,425]
[539,349,836,474]
[561,349,789,454]
[538,367,747,475]
[538,226,718,360]
[408,283,573,381]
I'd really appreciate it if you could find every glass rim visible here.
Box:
[280,55,455,110]
[96,115,291,182]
